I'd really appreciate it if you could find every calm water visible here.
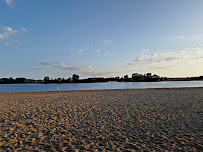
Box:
[0,81,202,93]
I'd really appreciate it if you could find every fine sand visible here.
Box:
[0,88,202,151]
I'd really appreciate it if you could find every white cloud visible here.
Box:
[79,49,84,54]
[122,46,203,76]
[195,56,203,60]
[175,34,203,40]
[156,56,182,63]
[153,52,174,57]
[5,0,13,5]
[0,34,5,39]
[142,48,150,52]
[40,61,118,77]
[177,35,184,39]
[69,48,75,52]
[0,27,18,40]
[194,34,203,38]
[60,64,68,68]
[128,62,135,65]
[96,50,101,53]
[177,51,187,55]
[135,54,149,61]
[96,50,111,56]
[104,53,111,56]
[188,46,203,53]
[69,48,84,54]
[111,61,128,66]
[190,46,201,50]
[4,27,16,33]
[104,40,111,45]
[40,62,89,72]
[197,50,203,54]
[152,50,187,58]
[40,62,65,65]
[21,27,27,32]
[149,47,203,65]
[173,33,203,41]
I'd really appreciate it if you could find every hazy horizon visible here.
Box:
[1,0,203,79]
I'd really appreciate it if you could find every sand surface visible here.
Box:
[0,88,203,151]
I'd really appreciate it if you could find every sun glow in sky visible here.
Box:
[0,0,203,79]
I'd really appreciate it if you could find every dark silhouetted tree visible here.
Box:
[132,73,144,82]
[72,74,79,83]
[44,76,49,84]
[124,75,129,82]
[15,78,26,83]
[68,77,72,83]
[9,77,14,83]
[144,73,152,81]
[58,78,62,83]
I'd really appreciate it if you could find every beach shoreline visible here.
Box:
[0,88,202,151]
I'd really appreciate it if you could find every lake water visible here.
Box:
[0,81,202,93]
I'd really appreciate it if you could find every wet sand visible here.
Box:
[0,88,203,151]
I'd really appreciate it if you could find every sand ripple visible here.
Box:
[0,88,203,151]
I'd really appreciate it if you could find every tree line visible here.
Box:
[0,73,202,84]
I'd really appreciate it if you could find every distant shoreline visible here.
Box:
[0,79,203,85]
[1,74,203,84]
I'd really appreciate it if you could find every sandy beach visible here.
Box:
[0,88,202,151]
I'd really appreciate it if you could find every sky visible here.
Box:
[0,0,203,79]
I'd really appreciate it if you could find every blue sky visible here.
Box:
[0,0,203,79]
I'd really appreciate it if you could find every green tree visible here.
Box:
[44,76,49,84]
[9,77,14,83]
[144,73,152,81]
[67,77,72,83]
[72,74,79,83]
[58,78,62,83]
[124,75,129,82]
[151,74,160,82]
[15,78,26,83]
[132,73,144,82]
